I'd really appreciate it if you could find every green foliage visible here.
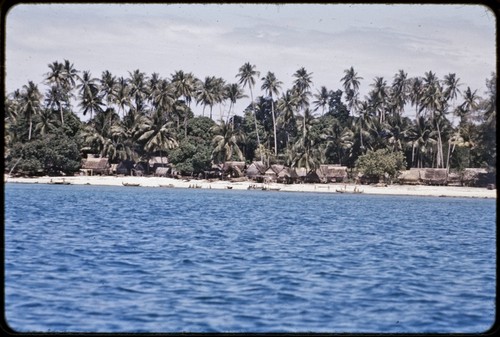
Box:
[168,138,212,175]
[4,61,497,179]
[355,148,406,181]
[187,116,216,144]
[7,133,81,176]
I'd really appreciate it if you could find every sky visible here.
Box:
[4,3,496,120]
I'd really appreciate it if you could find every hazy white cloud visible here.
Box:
[5,3,496,118]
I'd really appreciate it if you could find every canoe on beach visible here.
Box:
[122,182,140,187]
[48,179,71,185]
[336,188,363,194]
[262,186,281,191]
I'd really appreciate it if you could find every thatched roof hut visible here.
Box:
[155,167,170,177]
[462,168,492,187]
[149,156,169,170]
[109,160,134,176]
[305,170,321,183]
[294,167,307,179]
[263,168,278,182]
[397,168,421,185]
[81,156,110,176]
[246,161,267,179]
[318,165,348,183]
[223,161,246,178]
[277,167,299,184]
[447,171,461,186]
[420,168,448,185]
[132,162,148,176]
[270,164,285,174]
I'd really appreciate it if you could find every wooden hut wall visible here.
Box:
[462,168,492,187]
[246,161,267,180]
[318,165,348,183]
[149,156,169,171]
[420,168,448,185]
[263,168,278,182]
[397,169,421,185]
[155,167,170,177]
[81,157,110,175]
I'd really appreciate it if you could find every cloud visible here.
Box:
[5,3,496,118]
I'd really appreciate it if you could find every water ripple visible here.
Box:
[4,184,496,333]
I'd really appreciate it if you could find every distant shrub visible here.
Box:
[355,149,406,183]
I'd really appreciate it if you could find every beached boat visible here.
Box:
[49,179,71,185]
[226,186,233,189]
[122,182,140,187]
[336,188,363,194]
[262,186,281,191]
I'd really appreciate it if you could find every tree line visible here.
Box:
[4,60,496,178]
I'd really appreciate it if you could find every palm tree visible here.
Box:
[44,86,64,122]
[292,67,313,142]
[99,70,119,128]
[443,73,461,103]
[420,71,446,167]
[369,76,389,123]
[277,89,299,147]
[443,73,462,126]
[313,86,330,116]
[45,61,67,125]
[290,108,321,172]
[127,69,148,114]
[353,100,374,152]
[44,60,78,126]
[293,67,313,95]
[62,59,79,89]
[62,59,79,107]
[212,77,227,122]
[405,116,436,168]
[236,62,261,156]
[114,77,131,119]
[171,70,198,137]
[137,115,178,164]
[147,72,162,105]
[100,70,118,109]
[409,76,423,119]
[19,81,42,140]
[34,108,58,136]
[150,79,176,122]
[391,69,409,117]
[211,120,244,165]
[459,86,479,124]
[341,66,362,93]
[341,66,363,117]
[224,83,247,125]
[196,76,218,120]
[77,71,104,119]
[261,71,282,156]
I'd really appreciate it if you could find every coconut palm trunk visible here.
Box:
[249,87,261,151]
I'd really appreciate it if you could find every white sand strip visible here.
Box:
[4,175,496,199]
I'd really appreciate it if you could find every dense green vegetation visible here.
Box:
[4,60,496,179]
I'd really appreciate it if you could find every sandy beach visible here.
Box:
[4,174,496,199]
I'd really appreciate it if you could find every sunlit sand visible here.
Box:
[5,175,496,199]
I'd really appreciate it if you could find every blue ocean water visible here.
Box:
[4,183,496,333]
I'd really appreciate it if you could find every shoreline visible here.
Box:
[4,175,496,199]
